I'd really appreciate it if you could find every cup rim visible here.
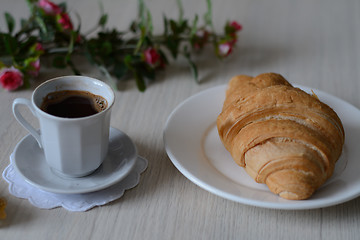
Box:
[32,75,115,121]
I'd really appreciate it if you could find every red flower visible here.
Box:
[228,33,238,45]
[38,0,62,15]
[196,29,209,39]
[57,13,73,30]
[0,67,24,91]
[144,48,161,67]
[28,59,41,77]
[229,21,243,32]
[192,29,209,50]
[217,42,233,57]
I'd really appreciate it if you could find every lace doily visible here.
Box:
[2,155,147,212]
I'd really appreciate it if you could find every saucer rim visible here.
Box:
[12,127,138,194]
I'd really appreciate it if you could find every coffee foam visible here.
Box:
[41,90,108,113]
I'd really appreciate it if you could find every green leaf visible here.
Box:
[25,0,37,14]
[169,20,178,34]
[99,14,108,27]
[138,0,152,35]
[136,0,153,36]
[190,15,199,36]
[67,31,77,55]
[178,20,188,34]
[176,0,184,24]
[20,19,27,29]
[134,71,146,92]
[145,9,153,34]
[183,46,198,82]
[35,16,47,35]
[124,53,146,91]
[4,12,15,34]
[186,57,198,83]
[142,35,153,47]
[134,34,145,54]
[124,54,134,70]
[18,36,37,54]
[101,41,112,55]
[139,63,155,80]
[2,33,17,55]
[166,36,179,58]
[204,0,213,26]
[39,27,55,42]
[204,0,216,43]
[163,15,169,36]
[138,0,146,27]
[158,49,169,65]
[129,21,138,32]
[204,0,216,37]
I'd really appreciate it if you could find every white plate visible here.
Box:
[164,84,360,210]
[13,127,137,194]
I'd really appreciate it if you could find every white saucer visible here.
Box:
[13,127,138,194]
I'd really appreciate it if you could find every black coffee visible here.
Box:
[40,90,107,118]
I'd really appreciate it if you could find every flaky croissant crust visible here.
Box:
[217,73,345,200]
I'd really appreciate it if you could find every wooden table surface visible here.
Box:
[1,0,360,239]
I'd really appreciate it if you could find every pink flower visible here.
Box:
[144,48,161,66]
[217,42,233,57]
[57,13,73,30]
[0,67,24,91]
[38,0,62,15]
[229,21,243,32]
[28,59,41,77]
[35,43,44,52]
[30,42,44,54]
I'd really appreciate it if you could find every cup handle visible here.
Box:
[12,98,43,148]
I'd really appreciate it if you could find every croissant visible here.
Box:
[217,73,345,200]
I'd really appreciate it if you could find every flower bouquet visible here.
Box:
[0,0,242,91]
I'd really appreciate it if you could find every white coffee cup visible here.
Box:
[12,76,115,177]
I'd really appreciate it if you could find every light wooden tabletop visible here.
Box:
[1,0,360,239]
